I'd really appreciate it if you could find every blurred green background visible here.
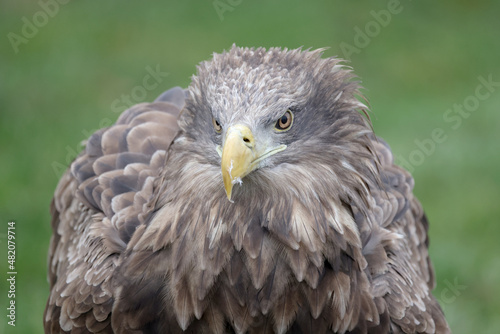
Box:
[1,0,499,333]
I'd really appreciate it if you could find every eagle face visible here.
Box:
[45,45,451,334]
[184,47,371,204]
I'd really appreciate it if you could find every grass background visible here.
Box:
[1,0,499,332]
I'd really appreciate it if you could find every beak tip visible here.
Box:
[223,176,233,202]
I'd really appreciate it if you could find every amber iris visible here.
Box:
[275,110,293,131]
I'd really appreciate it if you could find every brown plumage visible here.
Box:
[45,46,451,333]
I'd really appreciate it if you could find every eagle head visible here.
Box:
[182,45,375,207]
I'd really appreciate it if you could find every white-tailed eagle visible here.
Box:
[44,46,450,333]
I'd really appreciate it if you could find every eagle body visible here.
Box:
[45,46,450,333]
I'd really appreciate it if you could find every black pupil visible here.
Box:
[279,114,289,128]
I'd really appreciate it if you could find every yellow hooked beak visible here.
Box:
[219,124,287,201]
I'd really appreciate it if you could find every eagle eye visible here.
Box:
[212,118,222,133]
[275,109,293,132]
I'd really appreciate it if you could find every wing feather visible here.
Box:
[361,137,451,333]
[44,87,185,333]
